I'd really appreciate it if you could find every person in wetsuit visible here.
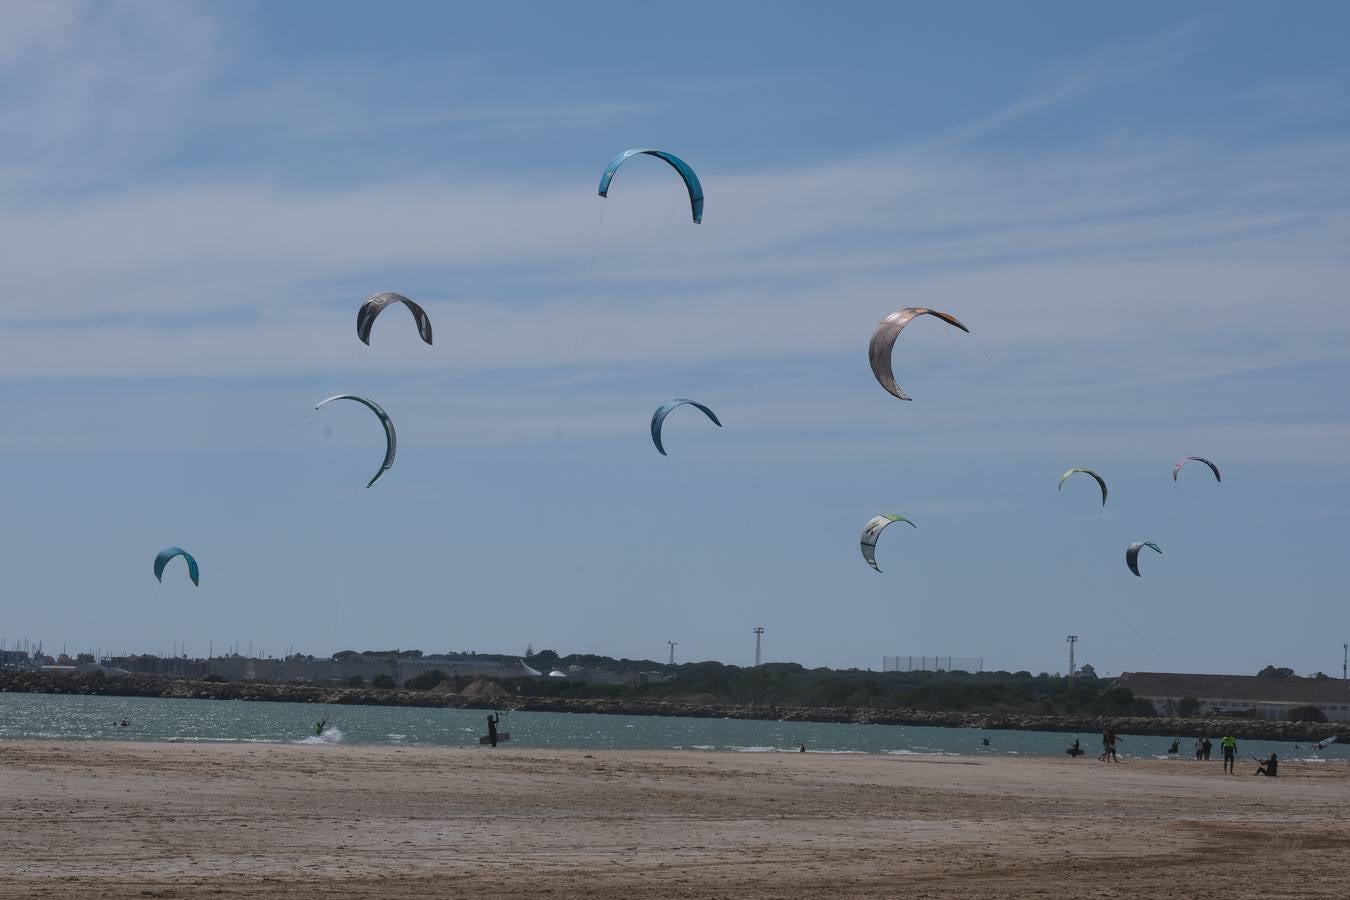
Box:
[1254,753,1278,777]
[487,712,500,748]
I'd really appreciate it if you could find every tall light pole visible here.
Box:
[1066,635,1078,677]
[1343,643,1347,681]
[667,640,677,666]
[753,627,764,667]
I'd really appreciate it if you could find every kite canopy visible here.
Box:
[859,514,916,573]
[315,394,397,488]
[868,308,970,401]
[650,399,721,456]
[1058,467,1108,507]
[1126,541,1162,577]
[1173,456,1221,483]
[154,547,200,586]
[356,292,433,346]
[598,149,704,223]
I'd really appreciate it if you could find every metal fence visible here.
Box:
[883,656,983,673]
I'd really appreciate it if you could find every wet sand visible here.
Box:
[1,741,1347,898]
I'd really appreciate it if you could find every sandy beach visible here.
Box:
[1,742,1347,898]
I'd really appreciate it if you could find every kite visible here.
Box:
[1173,456,1220,483]
[1058,468,1108,507]
[650,399,721,456]
[860,514,916,573]
[356,292,433,346]
[598,149,704,223]
[315,395,397,487]
[868,308,970,401]
[154,547,200,586]
[1126,541,1162,577]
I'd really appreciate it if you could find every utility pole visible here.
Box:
[753,627,764,667]
[1066,635,1078,677]
[1343,643,1347,681]
[667,640,677,666]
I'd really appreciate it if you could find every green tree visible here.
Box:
[371,674,396,689]
[404,669,448,690]
[1257,665,1296,678]
[1288,704,1328,723]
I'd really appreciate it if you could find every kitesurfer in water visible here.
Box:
[314,716,328,737]
[487,712,500,748]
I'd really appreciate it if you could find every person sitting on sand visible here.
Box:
[1254,753,1278,777]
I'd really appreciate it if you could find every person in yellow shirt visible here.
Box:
[1220,734,1237,774]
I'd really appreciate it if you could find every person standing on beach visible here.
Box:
[1202,737,1213,760]
[1100,725,1121,762]
[1221,734,1237,773]
[487,712,499,748]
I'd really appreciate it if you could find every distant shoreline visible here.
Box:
[2,670,1342,743]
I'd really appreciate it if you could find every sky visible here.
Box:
[2,1,1349,677]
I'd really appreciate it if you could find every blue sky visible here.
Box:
[2,1,1349,676]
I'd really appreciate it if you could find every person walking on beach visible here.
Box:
[1195,737,1204,760]
[1099,725,1121,762]
[486,712,500,748]
[1221,734,1237,773]
[1202,737,1213,760]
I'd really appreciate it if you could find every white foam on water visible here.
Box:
[297,726,345,745]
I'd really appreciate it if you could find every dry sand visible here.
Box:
[1,741,1347,898]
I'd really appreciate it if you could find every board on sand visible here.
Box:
[479,733,511,745]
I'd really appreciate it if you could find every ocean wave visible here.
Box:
[297,727,344,745]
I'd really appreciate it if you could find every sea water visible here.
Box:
[0,692,1343,762]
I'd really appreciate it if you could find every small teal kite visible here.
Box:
[154,547,200,586]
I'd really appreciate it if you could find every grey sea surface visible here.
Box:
[1,692,1344,763]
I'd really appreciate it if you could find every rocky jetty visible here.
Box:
[3,670,1342,743]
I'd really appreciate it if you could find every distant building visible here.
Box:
[1116,672,1350,723]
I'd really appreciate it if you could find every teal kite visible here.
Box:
[154,547,200,586]
[598,149,704,223]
